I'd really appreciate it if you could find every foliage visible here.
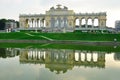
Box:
[0,19,7,30]
[0,18,19,30]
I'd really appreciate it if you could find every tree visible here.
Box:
[0,19,7,30]
[0,18,19,30]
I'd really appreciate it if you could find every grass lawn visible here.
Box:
[0,32,120,41]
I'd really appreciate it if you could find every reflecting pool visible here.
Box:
[0,48,120,80]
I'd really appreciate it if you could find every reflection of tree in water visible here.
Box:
[0,48,6,58]
[0,48,20,58]
[114,53,120,61]
[19,49,106,74]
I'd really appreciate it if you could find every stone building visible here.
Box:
[19,4,107,32]
[5,20,17,32]
[115,20,120,31]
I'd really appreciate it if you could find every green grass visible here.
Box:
[0,32,120,41]
[0,32,46,40]
[31,32,120,41]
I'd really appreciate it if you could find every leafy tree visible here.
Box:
[0,19,7,30]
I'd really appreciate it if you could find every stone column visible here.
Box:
[98,19,101,28]
[37,19,39,28]
[29,19,31,28]
[42,20,44,27]
[40,20,42,27]
[92,19,94,28]
[79,53,81,61]
[85,19,88,28]
[85,53,87,61]
[79,19,81,28]
[28,19,31,28]
[103,19,106,28]
[32,19,34,28]
[91,53,93,61]
[35,19,37,28]
[25,19,29,28]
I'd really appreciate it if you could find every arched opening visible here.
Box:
[86,53,92,61]
[94,18,99,28]
[75,18,79,28]
[93,53,98,62]
[29,19,32,28]
[81,53,85,61]
[87,18,92,28]
[81,18,86,28]
[75,52,79,61]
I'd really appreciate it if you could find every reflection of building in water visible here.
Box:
[20,49,105,74]
[0,48,20,58]
[114,53,120,61]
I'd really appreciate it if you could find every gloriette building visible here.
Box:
[19,4,107,32]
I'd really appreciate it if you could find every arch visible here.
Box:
[87,18,92,28]
[75,18,80,28]
[28,19,32,28]
[93,53,98,62]
[75,52,79,61]
[94,18,99,28]
[86,53,92,61]
[81,53,85,61]
[81,18,86,28]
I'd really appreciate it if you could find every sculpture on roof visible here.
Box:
[56,4,62,9]
[64,6,68,10]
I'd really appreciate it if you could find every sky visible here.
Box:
[0,0,120,27]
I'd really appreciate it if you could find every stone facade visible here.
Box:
[5,20,17,32]
[19,4,107,32]
[115,20,120,31]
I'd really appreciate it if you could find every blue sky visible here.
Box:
[0,0,120,27]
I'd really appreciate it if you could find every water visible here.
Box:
[0,48,120,80]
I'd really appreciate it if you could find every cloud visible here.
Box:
[1,0,23,4]
[0,0,120,27]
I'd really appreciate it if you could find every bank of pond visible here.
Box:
[0,43,119,52]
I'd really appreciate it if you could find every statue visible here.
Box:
[56,4,62,9]
[64,6,68,10]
